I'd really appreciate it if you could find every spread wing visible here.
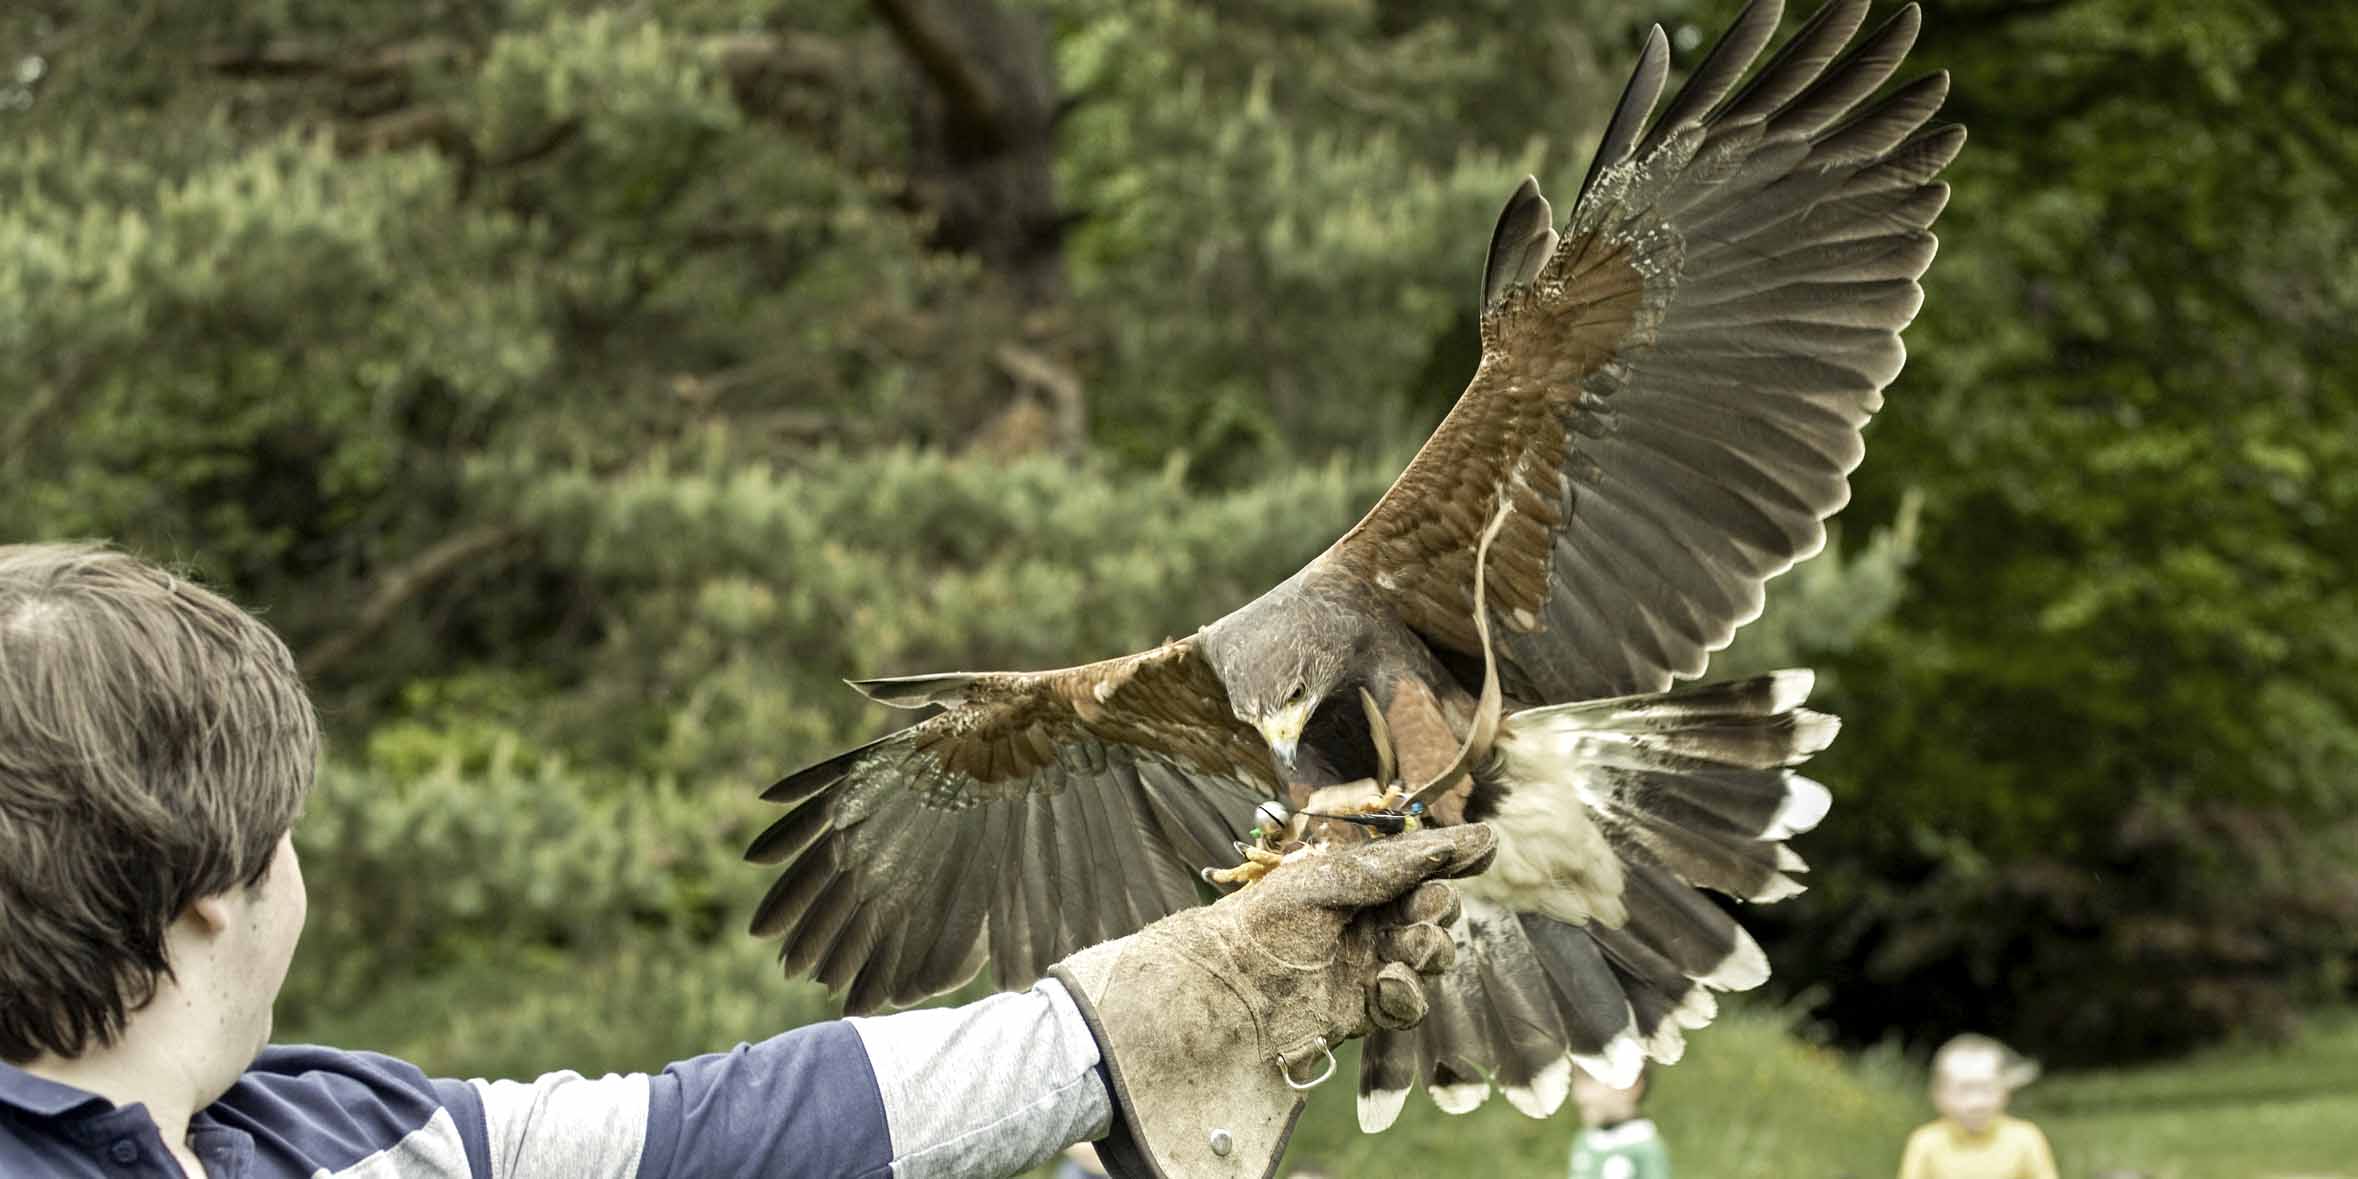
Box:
[745,638,1278,1013]
[1325,0,1961,702]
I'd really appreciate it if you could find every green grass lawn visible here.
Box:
[1265,1006,2358,1179]
[2016,1009,2358,1179]
[1274,1003,1920,1179]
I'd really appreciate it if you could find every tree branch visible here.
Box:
[200,36,468,82]
[302,523,529,678]
[868,0,1010,149]
[709,29,857,91]
[991,340,1086,454]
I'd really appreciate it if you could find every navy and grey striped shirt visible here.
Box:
[0,980,1112,1178]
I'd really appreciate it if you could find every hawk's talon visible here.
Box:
[1324,785,1415,836]
[1203,839,1310,889]
[1204,857,1274,888]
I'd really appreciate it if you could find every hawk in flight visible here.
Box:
[749,0,1958,1131]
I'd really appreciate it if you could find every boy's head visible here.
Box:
[1929,1033,2039,1134]
[1571,1063,1646,1127]
[0,543,318,1064]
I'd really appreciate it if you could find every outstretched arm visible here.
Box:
[216,825,1490,1179]
[624,981,1112,1179]
[207,994,1108,1179]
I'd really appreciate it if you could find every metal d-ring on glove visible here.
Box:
[1278,1039,1335,1092]
[1048,822,1497,1179]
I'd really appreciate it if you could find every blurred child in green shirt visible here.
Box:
[1569,1065,1669,1179]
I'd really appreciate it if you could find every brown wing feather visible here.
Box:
[746,638,1277,1013]
[1325,0,1958,702]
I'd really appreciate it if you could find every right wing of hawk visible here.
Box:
[1344,0,1953,1131]
[745,639,1278,1014]
[1326,0,1961,703]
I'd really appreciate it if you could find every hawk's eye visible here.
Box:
[1285,681,1306,705]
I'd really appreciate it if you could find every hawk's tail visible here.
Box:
[1358,670,1833,1131]
[1489,667,1835,909]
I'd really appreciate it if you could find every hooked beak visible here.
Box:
[1256,699,1314,769]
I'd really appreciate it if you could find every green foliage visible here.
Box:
[287,933,833,1083]
[1788,801,2358,1066]
[2,0,1005,682]
[282,734,759,1030]
[1770,0,2358,1060]
[0,128,545,586]
[280,714,889,1078]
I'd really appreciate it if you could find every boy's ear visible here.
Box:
[182,893,236,936]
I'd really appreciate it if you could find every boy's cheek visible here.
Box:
[1933,1080,2005,1126]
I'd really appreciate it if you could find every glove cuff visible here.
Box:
[1050,939,1307,1179]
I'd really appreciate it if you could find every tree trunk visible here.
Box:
[873,0,1069,310]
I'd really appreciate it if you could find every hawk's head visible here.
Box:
[1200,577,1360,770]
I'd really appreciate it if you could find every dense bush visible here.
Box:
[1775,801,2358,1066]
[285,740,843,1077]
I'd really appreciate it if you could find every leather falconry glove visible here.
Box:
[1049,822,1498,1179]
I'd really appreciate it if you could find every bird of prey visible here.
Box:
[748,0,1958,1132]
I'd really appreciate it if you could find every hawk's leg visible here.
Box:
[1337,786,1426,839]
[1202,841,1287,888]
[1202,800,1314,888]
[1343,688,1417,828]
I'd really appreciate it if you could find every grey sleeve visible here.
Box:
[456,979,1106,1179]
[848,978,1115,1179]
[462,1071,648,1179]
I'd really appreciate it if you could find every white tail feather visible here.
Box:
[1574,1033,1648,1090]
[1765,774,1833,839]
[1502,1057,1575,1118]
[1357,1087,1408,1133]
[1431,1079,1491,1115]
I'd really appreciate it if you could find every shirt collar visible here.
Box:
[1586,1117,1659,1149]
[0,1059,116,1118]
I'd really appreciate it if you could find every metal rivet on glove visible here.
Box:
[1209,1129,1233,1157]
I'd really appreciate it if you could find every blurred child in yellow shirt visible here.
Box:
[1898,1034,2058,1179]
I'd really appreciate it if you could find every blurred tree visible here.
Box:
[1767,0,2358,1062]
[3,0,1013,701]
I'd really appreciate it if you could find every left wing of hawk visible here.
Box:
[745,639,1276,1014]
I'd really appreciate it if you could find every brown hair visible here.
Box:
[0,542,317,1062]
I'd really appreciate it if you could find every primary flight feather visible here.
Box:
[747,0,1958,1130]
